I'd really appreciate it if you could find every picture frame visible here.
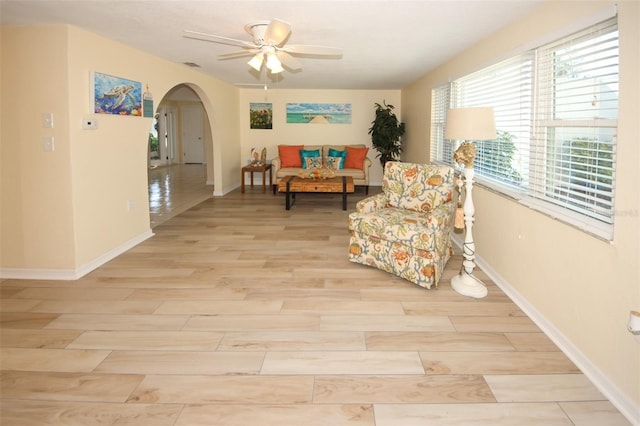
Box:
[286,103,352,124]
[250,102,273,129]
[92,72,142,116]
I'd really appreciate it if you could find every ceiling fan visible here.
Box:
[184,19,342,74]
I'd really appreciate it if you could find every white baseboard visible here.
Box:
[0,267,83,281]
[451,236,640,425]
[0,230,154,281]
[215,184,241,196]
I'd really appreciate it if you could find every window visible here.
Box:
[431,17,618,239]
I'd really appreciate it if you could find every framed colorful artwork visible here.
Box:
[286,103,352,124]
[250,102,273,129]
[93,72,143,116]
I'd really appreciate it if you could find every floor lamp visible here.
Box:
[445,107,496,299]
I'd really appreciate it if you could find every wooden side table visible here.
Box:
[241,163,272,193]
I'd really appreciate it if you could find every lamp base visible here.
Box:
[451,273,488,299]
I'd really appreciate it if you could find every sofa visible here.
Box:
[271,144,372,194]
[348,161,456,289]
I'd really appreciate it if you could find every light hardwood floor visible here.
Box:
[0,165,630,425]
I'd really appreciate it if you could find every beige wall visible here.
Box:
[239,89,401,185]
[1,25,76,269]
[402,1,639,421]
[1,24,240,274]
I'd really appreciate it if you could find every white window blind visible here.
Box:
[531,18,618,225]
[430,85,451,164]
[455,54,534,190]
[430,16,618,239]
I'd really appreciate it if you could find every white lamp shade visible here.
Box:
[444,107,496,141]
[247,53,264,71]
[266,51,284,74]
[268,61,284,74]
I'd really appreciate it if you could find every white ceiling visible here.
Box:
[1,0,545,90]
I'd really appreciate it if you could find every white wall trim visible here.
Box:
[0,230,154,281]
[214,183,240,196]
[451,235,640,425]
[0,267,83,281]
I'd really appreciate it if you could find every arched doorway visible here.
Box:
[148,84,213,227]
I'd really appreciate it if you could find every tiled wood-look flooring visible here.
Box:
[0,165,630,425]
[148,163,212,228]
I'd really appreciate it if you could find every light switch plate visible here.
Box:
[42,113,54,128]
[42,136,54,152]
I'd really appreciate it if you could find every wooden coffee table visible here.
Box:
[278,176,354,210]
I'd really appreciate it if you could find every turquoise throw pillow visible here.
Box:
[300,149,320,169]
[327,148,346,169]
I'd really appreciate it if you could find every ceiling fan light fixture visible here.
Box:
[266,51,284,74]
[268,61,284,74]
[247,53,264,71]
[184,19,343,76]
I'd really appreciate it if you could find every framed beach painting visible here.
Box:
[250,102,273,129]
[93,72,143,116]
[286,103,352,124]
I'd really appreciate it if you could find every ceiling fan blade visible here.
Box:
[219,49,260,59]
[183,30,256,49]
[264,19,291,46]
[276,51,302,71]
[282,44,343,56]
[234,83,268,89]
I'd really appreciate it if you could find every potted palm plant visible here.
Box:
[368,101,405,168]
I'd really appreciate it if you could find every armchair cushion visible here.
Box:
[349,206,449,252]
[384,163,453,212]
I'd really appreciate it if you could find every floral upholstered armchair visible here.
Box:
[348,162,456,289]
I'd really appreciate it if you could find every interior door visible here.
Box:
[182,105,205,164]
[149,107,177,166]
[164,107,177,164]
